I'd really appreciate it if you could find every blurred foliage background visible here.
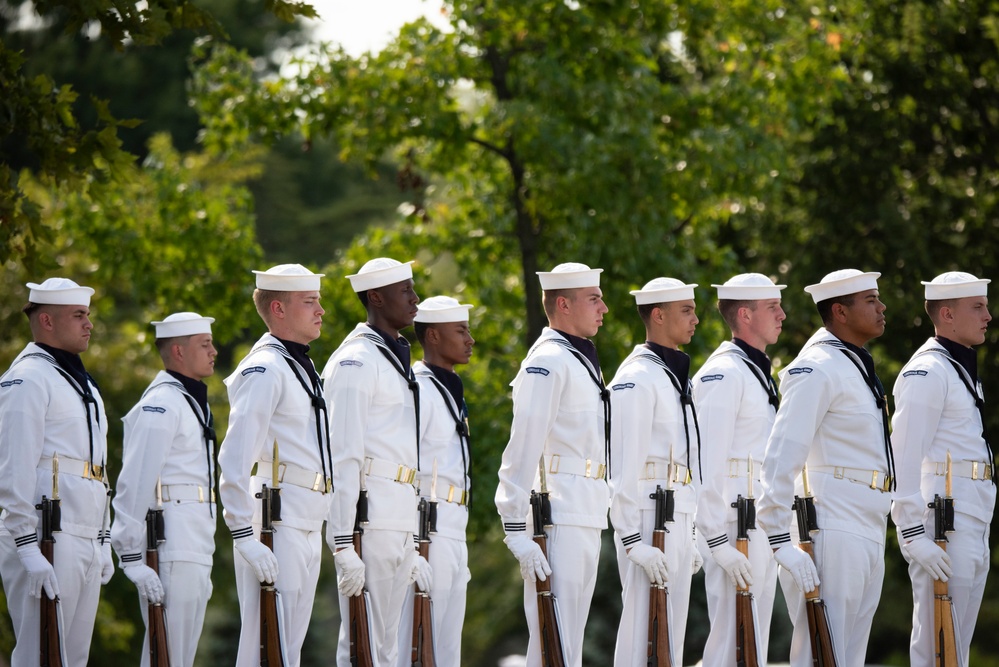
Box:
[3,0,999,664]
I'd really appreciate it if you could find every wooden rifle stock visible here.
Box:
[647,485,673,667]
[37,494,63,667]
[411,497,437,667]
[793,495,838,667]
[257,483,286,667]
[145,508,171,667]
[733,494,760,667]
[531,489,566,667]
[930,492,959,667]
[349,490,375,667]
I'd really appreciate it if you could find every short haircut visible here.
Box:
[816,294,856,325]
[155,335,194,364]
[717,299,757,331]
[925,299,955,326]
[357,290,370,309]
[542,289,572,318]
[414,321,430,347]
[22,301,41,318]
[253,288,293,324]
[638,301,668,326]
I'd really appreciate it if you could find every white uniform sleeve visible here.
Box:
[693,369,743,544]
[218,367,281,538]
[890,366,946,534]
[0,373,48,541]
[758,364,833,546]
[495,358,564,532]
[608,368,656,545]
[323,349,377,546]
[111,394,178,561]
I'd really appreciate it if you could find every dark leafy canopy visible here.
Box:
[0,0,316,271]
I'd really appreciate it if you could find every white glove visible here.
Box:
[902,535,952,582]
[234,537,279,584]
[408,551,433,592]
[17,544,59,599]
[692,545,704,575]
[122,563,164,603]
[100,541,115,584]
[627,543,669,585]
[711,544,753,589]
[773,544,819,593]
[503,533,551,583]
[334,547,366,597]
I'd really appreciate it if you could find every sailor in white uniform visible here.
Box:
[609,277,703,666]
[217,264,334,667]
[395,295,475,667]
[322,257,430,667]
[694,273,785,666]
[891,271,995,667]
[758,269,893,667]
[111,312,219,667]
[0,278,114,667]
[495,263,610,667]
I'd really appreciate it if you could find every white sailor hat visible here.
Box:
[27,278,95,307]
[712,273,786,300]
[151,312,215,339]
[630,277,697,305]
[414,296,473,323]
[346,258,415,293]
[922,271,990,300]
[537,263,603,290]
[804,269,881,304]
[252,264,324,291]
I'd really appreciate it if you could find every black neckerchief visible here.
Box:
[931,338,993,483]
[420,362,472,508]
[733,338,780,410]
[164,370,217,515]
[937,336,979,386]
[555,329,602,373]
[260,337,333,490]
[641,342,702,483]
[537,332,612,478]
[426,362,464,408]
[34,342,101,470]
[817,335,895,490]
[368,324,412,369]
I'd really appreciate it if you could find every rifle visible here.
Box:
[929,452,961,667]
[411,491,438,666]
[531,456,566,667]
[349,472,375,667]
[792,466,838,667]
[37,454,65,667]
[647,480,674,667]
[732,458,761,667]
[145,480,170,667]
[256,442,286,667]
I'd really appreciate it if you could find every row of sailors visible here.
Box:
[0,260,990,667]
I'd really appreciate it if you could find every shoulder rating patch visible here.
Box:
[526,367,550,376]
[788,367,813,376]
[241,366,266,376]
[612,382,635,391]
[700,374,724,382]
[0,379,23,388]
[142,406,167,414]
[903,369,928,377]
[340,360,363,367]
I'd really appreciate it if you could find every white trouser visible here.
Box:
[780,527,883,667]
[614,510,695,667]
[907,511,989,667]
[0,531,103,667]
[234,524,322,667]
[337,528,413,667]
[701,526,778,666]
[136,560,213,667]
[522,524,601,667]
[396,534,469,667]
